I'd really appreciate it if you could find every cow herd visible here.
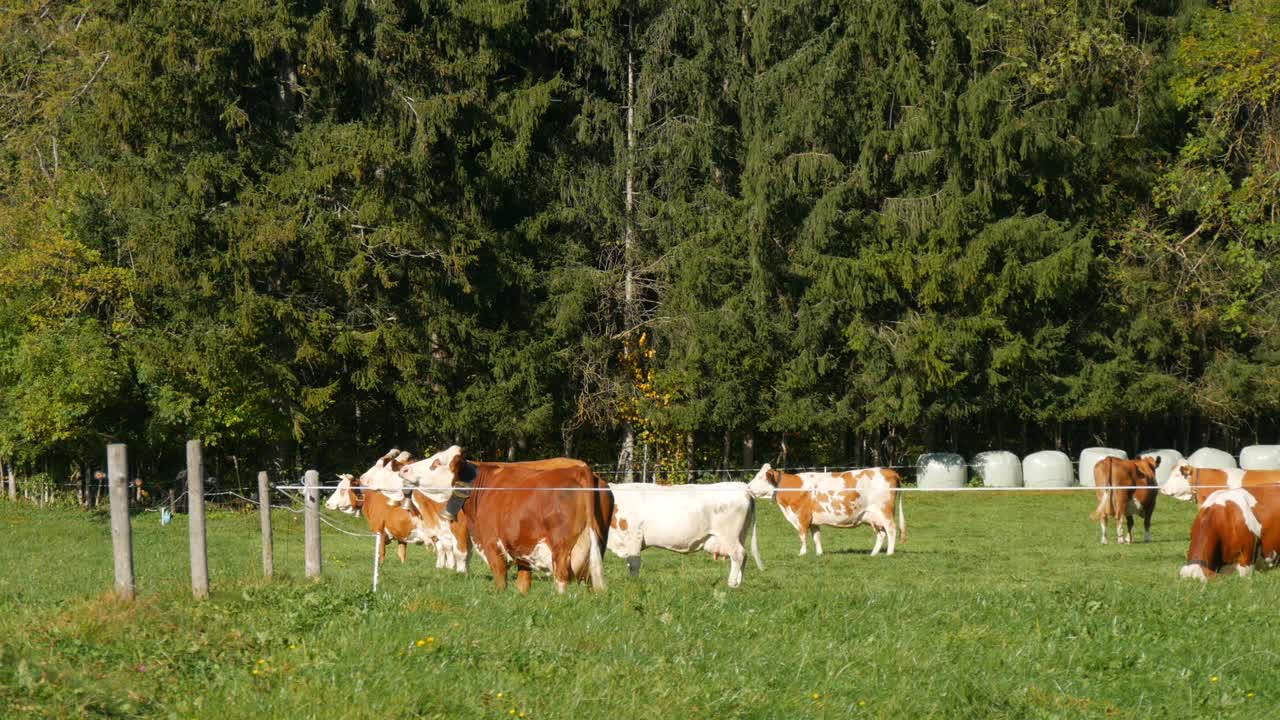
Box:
[325,447,908,591]
[1088,455,1280,580]
[324,447,1280,592]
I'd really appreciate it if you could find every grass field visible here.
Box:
[1,490,1275,719]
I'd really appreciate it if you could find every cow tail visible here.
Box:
[1091,459,1111,521]
[747,495,764,571]
[1109,459,1126,520]
[895,484,907,543]
[587,525,606,592]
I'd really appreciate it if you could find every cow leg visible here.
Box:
[1099,517,1108,545]
[1125,513,1134,545]
[727,542,746,588]
[797,523,810,556]
[870,525,885,556]
[398,541,408,563]
[551,552,574,594]
[812,527,824,556]
[516,566,534,594]
[1142,507,1153,544]
[626,555,642,577]
[886,521,897,556]
[483,546,509,591]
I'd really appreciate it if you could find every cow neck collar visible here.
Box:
[444,460,478,521]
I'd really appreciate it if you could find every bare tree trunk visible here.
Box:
[686,433,694,483]
[722,431,731,471]
[742,431,754,468]
[618,48,638,484]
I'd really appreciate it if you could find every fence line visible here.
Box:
[274,483,1231,494]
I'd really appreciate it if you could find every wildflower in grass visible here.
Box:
[427,636,435,644]
[257,659,265,665]
[1247,692,1255,698]
[416,639,426,647]
[509,709,516,715]
[811,693,820,700]
[1210,676,1219,683]
[859,700,866,707]
[252,669,260,676]
[497,693,504,699]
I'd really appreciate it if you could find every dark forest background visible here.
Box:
[2,0,1278,492]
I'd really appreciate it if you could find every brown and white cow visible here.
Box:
[1091,456,1160,544]
[747,464,905,556]
[1179,486,1280,581]
[399,447,614,594]
[327,450,470,571]
[1160,461,1280,505]
[606,482,763,587]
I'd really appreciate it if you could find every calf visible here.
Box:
[607,482,763,587]
[1179,487,1280,581]
[746,464,905,556]
[1160,461,1280,505]
[1091,456,1160,544]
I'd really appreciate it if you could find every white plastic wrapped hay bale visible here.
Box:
[916,453,967,489]
[1138,449,1184,486]
[1079,447,1127,487]
[1023,450,1074,488]
[1188,447,1237,469]
[974,451,1023,488]
[1240,445,1280,470]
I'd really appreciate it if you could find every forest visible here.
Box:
[1,0,1278,489]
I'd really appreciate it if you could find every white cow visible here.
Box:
[607,482,763,588]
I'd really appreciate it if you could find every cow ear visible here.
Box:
[1152,456,1162,469]
[449,452,464,475]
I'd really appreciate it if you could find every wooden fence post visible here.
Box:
[304,469,321,579]
[107,444,134,601]
[258,471,274,579]
[187,440,209,600]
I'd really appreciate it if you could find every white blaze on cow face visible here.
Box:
[747,464,776,499]
[397,445,464,501]
[356,448,413,504]
[326,474,359,514]
[1160,461,1196,502]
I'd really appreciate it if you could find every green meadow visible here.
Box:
[1,492,1274,719]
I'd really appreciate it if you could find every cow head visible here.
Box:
[354,448,415,504]
[1134,455,1161,484]
[747,463,780,499]
[1159,460,1196,502]
[397,445,471,520]
[326,474,362,515]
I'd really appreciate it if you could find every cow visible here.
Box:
[399,447,614,594]
[1179,486,1280,581]
[326,450,470,572]
[1090,456,1160,544]
[606,482,763,587]
[1160,461,1280,505]
[746,464,905,556]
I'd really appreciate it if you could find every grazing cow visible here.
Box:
[1091,456,1160,544]
[1160,461,1280,505]
[327,450,470,571]
[606,482,763,587]
[1180,486,1280,581]
[746,464,905,556]
[399,447,614,594]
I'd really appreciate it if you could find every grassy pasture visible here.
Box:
[0,491,1275,719]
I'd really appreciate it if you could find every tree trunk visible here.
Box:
[742,431,754,468]
[618,48,638,484]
